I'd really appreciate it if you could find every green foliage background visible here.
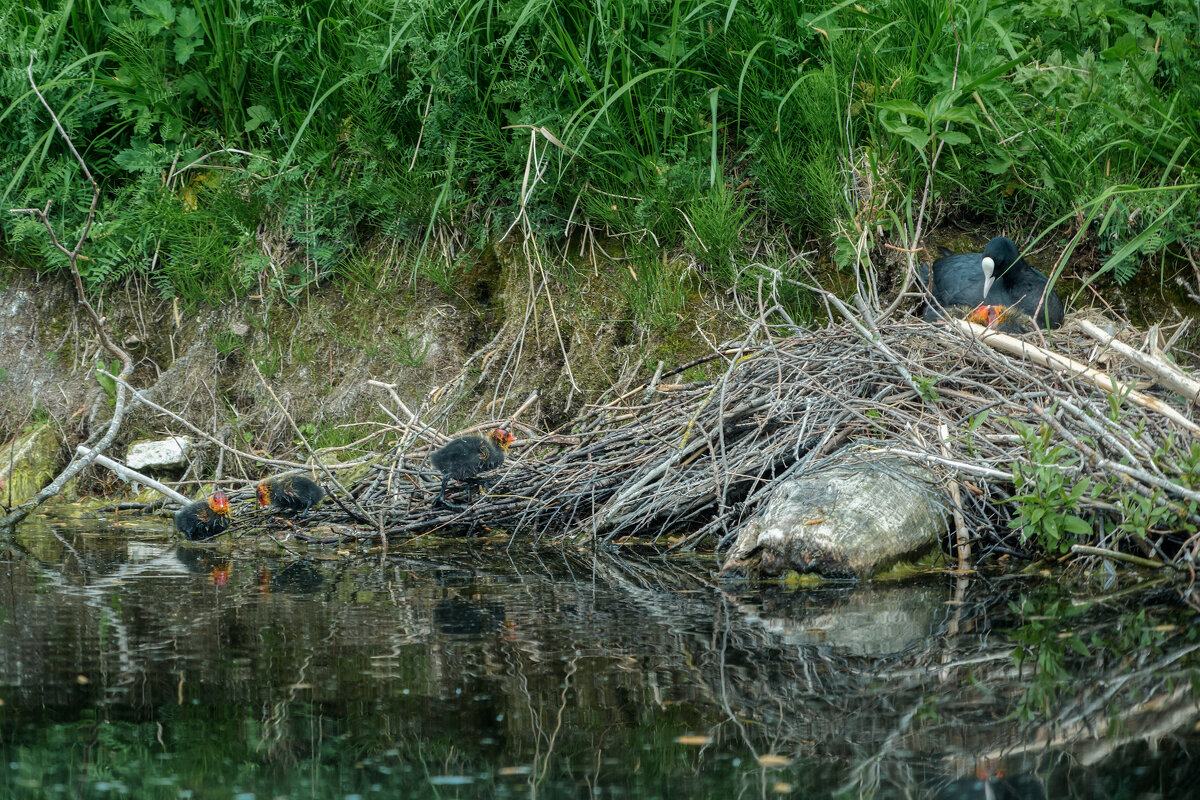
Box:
[1,0,1197,301]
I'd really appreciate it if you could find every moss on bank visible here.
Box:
[0,237,753,495]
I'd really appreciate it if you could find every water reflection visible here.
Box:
[0,509,1197,798]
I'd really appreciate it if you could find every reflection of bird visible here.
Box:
[936,763,1045,800]
[431,428,515,509]
[949,304,1037,335]
[256,475,324,515]
[174,491,231,540]
[919,237,1063,329]
[260,560,324,594]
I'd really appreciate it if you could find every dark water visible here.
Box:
[1,509,1198,799]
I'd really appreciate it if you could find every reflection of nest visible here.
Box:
[254,309,1199,566]
[585,553,1200,797]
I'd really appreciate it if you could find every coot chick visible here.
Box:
[431,428,515,509]
[175,491,231,540]
[948,304,1036,335]
[257,474,324,515]
[919,237,1063,329]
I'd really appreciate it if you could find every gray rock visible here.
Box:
[722,457,948,580]
[126,437,194,471]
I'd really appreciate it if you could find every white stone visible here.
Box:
[126,437,194,470]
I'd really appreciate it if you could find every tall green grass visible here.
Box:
[0,0,1196,307]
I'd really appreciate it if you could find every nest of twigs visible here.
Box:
[256,297,1200,571]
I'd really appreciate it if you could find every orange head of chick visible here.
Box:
[488,428,516,451]
[208,491,230,515]
[967,304,1008,328]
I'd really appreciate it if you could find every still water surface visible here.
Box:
[1,508,1198,798]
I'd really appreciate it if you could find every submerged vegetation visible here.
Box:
[0,0,1196,305]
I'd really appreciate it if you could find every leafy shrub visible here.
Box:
[0,0,1195,300]
[1008,419,1097,553]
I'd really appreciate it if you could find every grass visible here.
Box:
[0,0,1196,321]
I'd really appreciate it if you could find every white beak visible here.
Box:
[981,256,996,298]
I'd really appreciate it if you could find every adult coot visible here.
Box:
[175,490,232,540]
[257,474,324,515]
[431,428,514,509]
[919,237,1063,329]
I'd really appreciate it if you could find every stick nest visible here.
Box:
[253,310,1200,569]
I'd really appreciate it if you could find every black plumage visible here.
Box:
[430,428,515,509]
[175,491,232,540]
[918,237,1064,329]
[257,474,324,515]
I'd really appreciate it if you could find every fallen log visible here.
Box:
[75,447,190,505]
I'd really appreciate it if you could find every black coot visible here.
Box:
[918,237,1063,329]
[430,428,515,509]
[257,474,324,515]
[174,491,231,540]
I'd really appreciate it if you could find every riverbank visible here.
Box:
[5,240,1200,581]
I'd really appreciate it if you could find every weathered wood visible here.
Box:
[1074,318,1200,403]
[953,318,1200,435]
[75,446,189,505]
[721,458,947,580]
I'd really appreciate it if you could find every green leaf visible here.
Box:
[985,153,1014,174]
[1101,34,1140,60]
[1062,515,1093,536]
[875,99,927,119]
[937,106,978,125]
[880,120,931,151]
[926,92,963,121]
[246,106,275,132]
[938,130,970,146]
[114,141,168,173]
[176,6,201,38]
[175,36,198,65]
[1066,635,1091,657]
[135,0,176,32]
[94,360,118,404]
[902,130,932,150]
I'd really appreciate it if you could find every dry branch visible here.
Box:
[954,319,1200,435]
[1074,318,1200,404]
[74,447,190,505]
[1,56,134,534]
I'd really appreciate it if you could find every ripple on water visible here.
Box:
[0,516,1197,799]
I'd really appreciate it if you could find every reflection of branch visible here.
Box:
[1,54,132,534]
[975,680,1200,767]
[535,651,576,786]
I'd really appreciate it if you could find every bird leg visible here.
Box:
[434,476,466,510]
